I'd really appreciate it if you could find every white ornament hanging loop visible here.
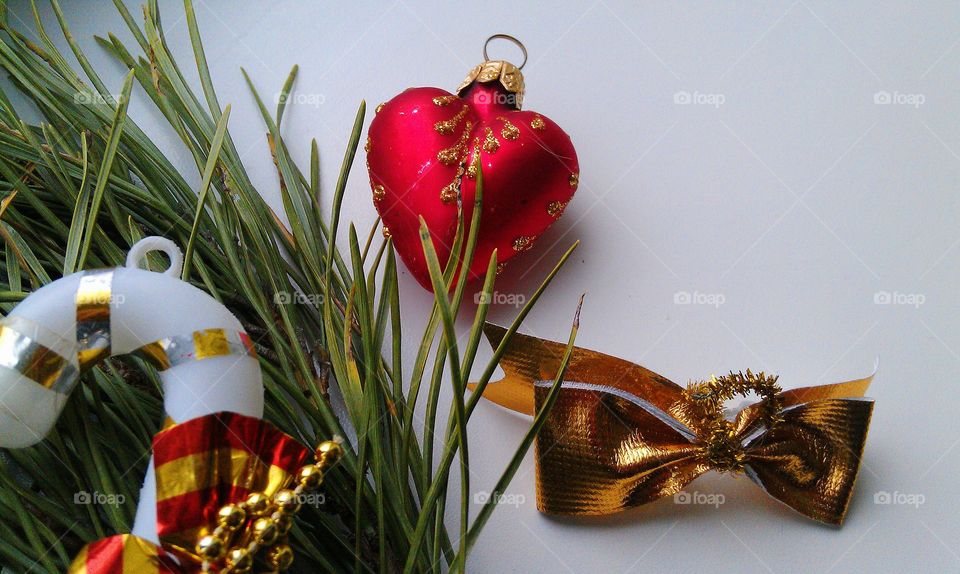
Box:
[126,236,184,277]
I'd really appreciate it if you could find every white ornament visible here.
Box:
[0,237,263,544]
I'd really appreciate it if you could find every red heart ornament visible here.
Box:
[366,59,579,291]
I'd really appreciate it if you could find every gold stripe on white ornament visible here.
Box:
[0,320,77,394]
[75,269,114,369]
[132,328,257,371]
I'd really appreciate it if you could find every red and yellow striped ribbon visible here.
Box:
[68,412,312,573]
[152,412,310,555]
[67,535,180,573]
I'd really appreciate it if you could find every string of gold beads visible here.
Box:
[198,439,344,573]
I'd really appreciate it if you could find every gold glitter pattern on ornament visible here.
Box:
[547,201,568,218]
[569,173,579,188]
[440,182,457,204]
[376,102,386,114]
[382,226,391,238]
[512,236,535,252]
[466,141,481,179]
[482,127,500,153]
[434,105,469,135]
[498,117,520,141]
[496,262,506,275]
[372,184,385,202]
[531,115,545,130]
[437,121,474,166]
[364,137,371,152]
[432,94,459,106]
[441,164,464,204]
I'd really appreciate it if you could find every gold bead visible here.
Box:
[298,465,324,490]
[253,516,280,545]
[217,503,247,530]
[276,514,294,535]
[226,548,253,573]
[266,544,295,571]
[316,440,343,467]
[195,534,226,561]
[245,492,273,517]
[274,489,301,515]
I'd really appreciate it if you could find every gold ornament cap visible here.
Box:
[457,34,526,109]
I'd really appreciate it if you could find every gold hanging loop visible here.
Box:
[483,34,527,69]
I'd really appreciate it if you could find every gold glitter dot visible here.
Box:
[437,149,458,166]
[530,116,545,130]
[376,102,386,114]
[440,182,457,204]
[434,105,469,135]
[441,164,465,204]
[512,236,535,252]
[465,141,481,179]
[372,184,385,202]
[547,201,568,218]
[382,226,391,238]
[437,121,473,166]
[496,262,506,275]
[364,136,371,152]
[569,173,579,188]
[482,127,500,153]
[499,117,519,141]
[432,94,458,106]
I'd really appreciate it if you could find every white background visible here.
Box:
[8,1,960,572]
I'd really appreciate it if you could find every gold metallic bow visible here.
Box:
[470,324,875,525]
